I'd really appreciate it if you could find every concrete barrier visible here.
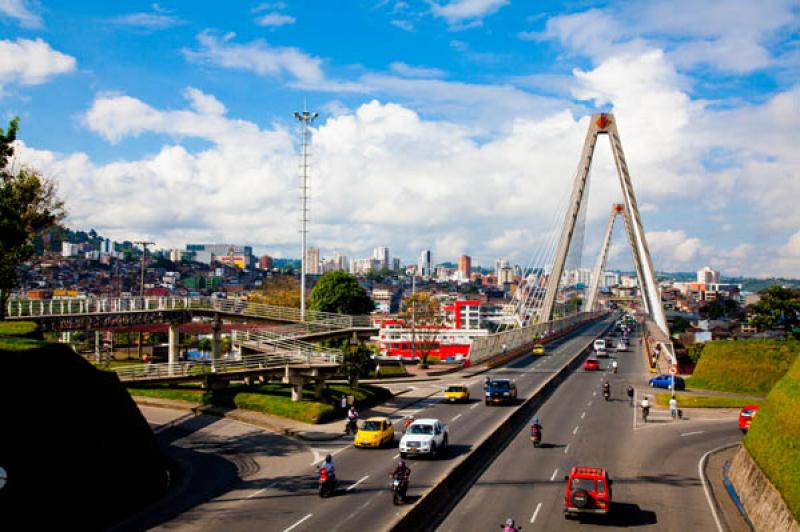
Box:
[728,446,800,532]
[392,318,614,532]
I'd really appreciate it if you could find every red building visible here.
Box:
[260,255,273,270]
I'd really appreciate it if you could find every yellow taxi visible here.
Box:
[354,417,395,448]
[533,344,546,355]
[444,384,470,403]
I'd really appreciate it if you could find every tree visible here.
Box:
[700,298,742,320]
[750,285,800,337]
[340,340,375,388]
[400,291,442,368]
[249,275,304,308]
[309,271,374,314]
[0,118,66,318]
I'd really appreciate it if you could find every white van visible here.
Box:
[593,338,607,356]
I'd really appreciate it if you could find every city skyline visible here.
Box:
[2,1,798,277]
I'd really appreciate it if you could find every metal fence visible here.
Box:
[7,297,373,329]
[113,350,343,383]
[469,311,604,365]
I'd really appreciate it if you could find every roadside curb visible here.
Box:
[700,442,747,532]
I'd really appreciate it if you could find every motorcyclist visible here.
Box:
[346,405,359,434]
[640,395,651,422]
[484,376,491,389]
[603,381,610,395]
[321,454,336,478]
[626,384,634,405]
[530,414,542,430]
[501,517,519,531]
[612,359,618,373]
[389,458,411,483]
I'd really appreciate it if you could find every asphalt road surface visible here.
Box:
[439,328,742,532]
[137,318,612,531]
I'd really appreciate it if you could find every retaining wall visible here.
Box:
[728,445,800,532]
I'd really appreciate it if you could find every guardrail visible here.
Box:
[231,328,335,352]
[6,297,373,329]
[113,350,343,383]
[469,311,604,365]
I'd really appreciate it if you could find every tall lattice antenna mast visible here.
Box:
[294,106,318,321]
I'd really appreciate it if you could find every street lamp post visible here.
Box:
[293,108,318,321]
[134,240,154,360]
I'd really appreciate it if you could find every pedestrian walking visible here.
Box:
[669,396,678,420]
[340,395,347,413]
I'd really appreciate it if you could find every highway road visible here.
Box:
[134,318,612,531]
[439,328,743,531]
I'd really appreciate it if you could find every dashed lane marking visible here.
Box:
[470,403,480,410]
[246,481,277,499]
[283,513,312,532]
[573,425,579,435]
[346,475,369,492]
[564,444,570,454]
[530,502,542,524]
[550,468,558,481]
[451,414,463,422]
[682,431,705,437]
[581,411,586,419]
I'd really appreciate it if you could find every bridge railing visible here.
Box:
[469,311,604,365]
[231,329,340,353]
[113,350,343,383]
[6,297,372,329]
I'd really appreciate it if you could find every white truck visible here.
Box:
[399,418,449,459]
[593,338,608,357]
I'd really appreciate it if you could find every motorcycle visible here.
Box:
[530,425,542,447]
[500,521,521,531]
[345,417,358,435]
[391,476,408,505]
[318,467,336,497]
[603,389,610,401]
[642,405,650,423]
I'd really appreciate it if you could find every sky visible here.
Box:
[1,0,799,277]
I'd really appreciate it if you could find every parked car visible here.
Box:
[583,357,600,371]
[648,374,686,390]
[444,384,470,403]
[485,378,518,405]
[564,466,613,518]
[738,405,760,432]
[399,418,448,459]
[354,416,395,448]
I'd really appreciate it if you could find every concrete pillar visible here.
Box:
[314,380,325,400]
[95,331,101,364]
[168,323,179,375]
[284,373,306,402]
[211,313,222,372]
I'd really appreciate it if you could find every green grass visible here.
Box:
[0,336,49,351]
[687,339,799,394]
[653,392,763,409]
[0,320,46,351]
[374,364,408,378]
[744,354,800,520]
[128,382,392,424]
[93,360,144,370]
[0,321,41,337]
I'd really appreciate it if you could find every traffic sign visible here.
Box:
[669,366,678,375]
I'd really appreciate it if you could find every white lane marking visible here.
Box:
[593,391,597,397]
[310,446,348,466]
[530,502,542,524]
[581,411,586,419]
[392,453,399,459]
[564,444,570,454]
[699,443,737,532]
[573,425,579,435]
[283,513,312,532]
[550,468,559,481]
[588,400,593,407]
[346,475,369,492]
[246,481,277,499]
[470,402,480,410]
[452,413,463,422]
[682,431,705,437]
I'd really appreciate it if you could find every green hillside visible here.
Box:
[745,354,800,519]
[688,339,799,394]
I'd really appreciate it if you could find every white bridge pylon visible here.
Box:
[540,113,670,338]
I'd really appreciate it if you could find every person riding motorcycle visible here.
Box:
[612,359,618,373]
[501,517,520,531]
[346,406,359,434]
[530,414,542,430]
[626,384,634,405]
[390,458,411,483]
[640,396,651,422]
[321,454,336,478]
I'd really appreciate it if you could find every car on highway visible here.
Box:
[532,343,545,355]
[354,416,395,448]
[399,418,448,459]
[443,384,470,403]
[648,374,686,390]
[615,339,628,352]
[564,466,613,518]
[583,357,600,371]
[738,405,760,432]
[485,378,518,405]
[593,338,607,357]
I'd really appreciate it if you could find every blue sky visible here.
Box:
[2,0,799,276]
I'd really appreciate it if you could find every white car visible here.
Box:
[399,418,449,459]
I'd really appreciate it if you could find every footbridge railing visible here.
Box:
[113,350,343,383]
[7,297,373,329]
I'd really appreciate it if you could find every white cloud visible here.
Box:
[112,12,185,31]
[183,31,324,85]
[431,0,508,26]
[646,230,702,265]
[390,19,414,32]
[782,231,800,258]
[0,38,76,90]
[255,12,295,28]
[0,0,41,28]
[389,62,445,79]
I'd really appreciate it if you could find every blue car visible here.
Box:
[648,374,685,391]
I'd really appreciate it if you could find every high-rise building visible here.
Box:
[697,266,720,285]
[498,266,514,285]
[260,255,273,270]
[186,244,253,266]
[601,271,620,288]
[62,242,79,257]
[373,247,390,270]
[101,238,111,254]
[392,257,401,272]
[169,249,181,262]
[418,249,432,278]
[458,254,472,282]
[335,252,348,272]
[306,247,320,275]
[495,257,507,275]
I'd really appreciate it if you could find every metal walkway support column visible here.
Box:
[540,113,669,338]
[211,314,222,371]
